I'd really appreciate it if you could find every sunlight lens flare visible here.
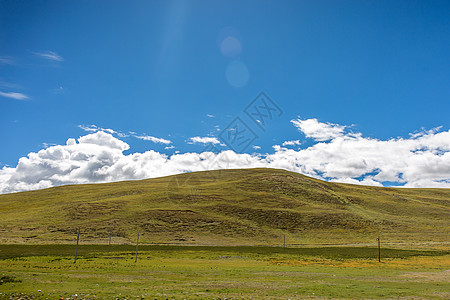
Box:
[225,60,249,88]
[217,26,242,58]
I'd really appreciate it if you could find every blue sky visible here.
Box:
[1,0,450,192]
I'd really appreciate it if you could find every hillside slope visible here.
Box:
[0,168,448,248]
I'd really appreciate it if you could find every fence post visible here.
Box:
[377,236,381,262]
[135,232,140,263]
[108,231,111,252]
[74,227,80,263]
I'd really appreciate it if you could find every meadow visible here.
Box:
[1,169,449,298]
[0,244,449,299]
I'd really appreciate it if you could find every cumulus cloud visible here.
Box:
[189,136,220,144]
[0,91,29,100]
[34,51,64,62]
[0,131,265,194]
[1,119,450,194]
[291,118,349,141]
[270,118,450,187]
[78,131,129,151]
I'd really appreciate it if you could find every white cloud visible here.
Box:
[117,132,129,138]
[0,91,29,100]
[0,56,14,65]
[0,80,20,89]
[42,143,57,149]
[78,125,101,133]
[268,118,450,187]
[329,176,383,187]
[79,124,170,144]
[189,136,220,144]
[253,145,261,150]
[291,118,348,141]
[1,119,450,194]
[78,124,116,134]
[134,135,172,144]
[165,145,175,150]
[0,131,264,194]
[207,114,215,118]
[34,51,64,62]
[282,140,301,147]
[78,131,129,151]
[409,126,442,138]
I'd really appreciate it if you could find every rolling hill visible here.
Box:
[0,168,448,248]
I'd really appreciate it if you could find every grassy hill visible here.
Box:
[0,168,448,248]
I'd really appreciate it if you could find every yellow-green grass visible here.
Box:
[0,168,449,248]
[0,245,449,299]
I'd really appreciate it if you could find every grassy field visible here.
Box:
[0,168,449,248]
[1,168,449,298]
[0,245,449,299]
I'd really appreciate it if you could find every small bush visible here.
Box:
[0,275,21,285]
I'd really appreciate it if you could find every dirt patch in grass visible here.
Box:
[399,269,450,282]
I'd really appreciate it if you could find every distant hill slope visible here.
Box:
[0,168,448,248]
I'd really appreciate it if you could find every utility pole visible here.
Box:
[108,231,111,252]
[283,234,286,251]
[377,236,381,263]
[74,227,80,263]
[135,232,140,263]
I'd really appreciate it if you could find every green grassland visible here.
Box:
[1,168,449,298]
[0,245,449,299]
[0,168,449,247]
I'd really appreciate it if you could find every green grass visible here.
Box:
[1,168,448,298]
[0,168,449,248]
[0,245,449,299]
[0,244,447,260]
